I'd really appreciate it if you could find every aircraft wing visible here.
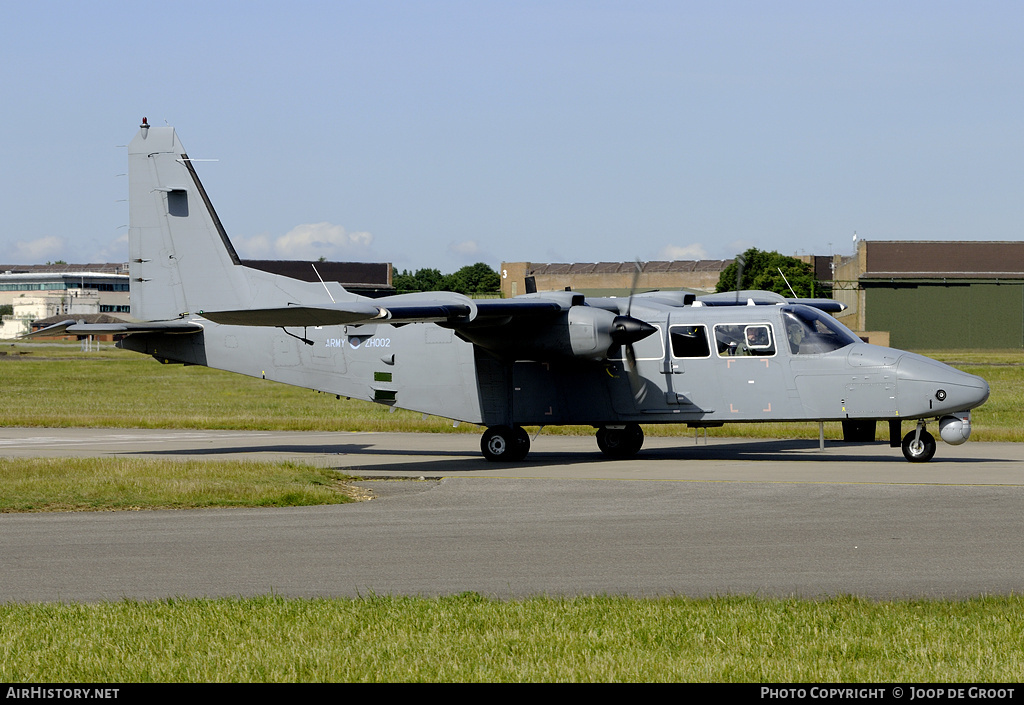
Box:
[464,299,565,326]
[199,294,566,328]
[200,301,469,327]
[23,319,205,338]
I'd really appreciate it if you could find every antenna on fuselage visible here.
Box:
[311,263,336,304]
[735,253,746,303]
[778,267,798,298]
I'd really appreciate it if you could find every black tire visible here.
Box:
[902,430,936,463]
[481,425,530,462]
[511,426,531,461]
[596,423,644,459]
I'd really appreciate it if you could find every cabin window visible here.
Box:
[670,325,711,358]
[714,323,776,357]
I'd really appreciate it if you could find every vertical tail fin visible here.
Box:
[128,119,340,321]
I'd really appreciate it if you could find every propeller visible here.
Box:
[621,260,648,403]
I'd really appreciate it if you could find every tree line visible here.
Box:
[392,262,501,295]
[391,251,828,298]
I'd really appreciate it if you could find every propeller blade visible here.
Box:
[626,259,642,317]
[623,342,647,404]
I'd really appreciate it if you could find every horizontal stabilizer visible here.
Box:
[23,320,204,338]
[200,301,386,327]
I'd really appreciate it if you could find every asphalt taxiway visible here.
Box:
[2,428,1023,602]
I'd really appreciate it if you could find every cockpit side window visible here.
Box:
[782,307,860,354]
[714,323,776,357]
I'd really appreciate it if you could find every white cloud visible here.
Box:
[9,236,65,262]
[233,234,274,258]
[657,243,709,261]
[234,222,375,261]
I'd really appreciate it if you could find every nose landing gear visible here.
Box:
[902,421,936,463]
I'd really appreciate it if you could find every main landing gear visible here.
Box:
[480,425,531,462]
[479,423,647,461]
[596,423,644,459]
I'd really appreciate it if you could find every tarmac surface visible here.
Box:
[2,427,1023,602]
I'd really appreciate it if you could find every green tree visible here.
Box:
[392,267,446,293]
[716,247,827,298]
[392,264,500,295]
[446,263,500,295]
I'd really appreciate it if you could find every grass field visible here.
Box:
[0,457,360,512]
[3,594,1024,682]
[2,342,1023,682]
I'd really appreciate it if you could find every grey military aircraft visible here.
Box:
[32,119,990,463]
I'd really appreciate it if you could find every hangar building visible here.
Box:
[499,260,733,298]
[833,240,1024,349]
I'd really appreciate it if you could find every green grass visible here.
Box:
[2,594,1022,682]
[0,457,359,512]
[1,343,1021,440]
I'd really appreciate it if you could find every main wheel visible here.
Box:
[596,423,644,459]
[481,425,530,462]
[511,425,531,461]
[901,430,936,463]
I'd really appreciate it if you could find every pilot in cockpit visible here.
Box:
[739,326,768,355]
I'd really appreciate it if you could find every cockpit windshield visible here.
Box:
[781,307,860,355]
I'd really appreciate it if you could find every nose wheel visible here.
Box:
[902,427,936,463]
[481,425,531,462]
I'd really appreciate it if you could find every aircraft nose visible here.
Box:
[968,374,991,407]
[896,354,990,413]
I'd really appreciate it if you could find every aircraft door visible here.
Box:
[711,321,789,418]
[664,319,715,410]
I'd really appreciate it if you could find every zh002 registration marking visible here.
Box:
[345,336,391,349]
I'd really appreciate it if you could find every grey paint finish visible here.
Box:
[35,121,990,462]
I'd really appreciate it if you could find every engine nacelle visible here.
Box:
[939,413,972,445]
[461,305,656,362]
[559,306,657,360]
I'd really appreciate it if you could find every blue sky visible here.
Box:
[2,1,1022,273]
